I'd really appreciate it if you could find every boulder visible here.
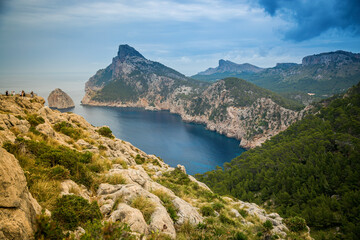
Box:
[47,88,75,109]
[0,147,41,239]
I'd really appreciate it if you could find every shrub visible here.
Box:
[53,121,82,140]
[52,195,102,231]
[200,205,215,217]
[212,202,225,212]
[49,165,70,180]
[219,213,235,225]
[26,114,45,127]
[232,232,248,240]
[102,174,126,185]
[98,144,107,151]
[80,219,134,240]
[135,154,145,164]
[164,168,191,185]
[131,196,156,224]
[263,220,274,232]
[285,216,307,232]
[35,212,65,240]
[97,126,114,138]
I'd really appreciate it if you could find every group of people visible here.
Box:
[5,90,34,98]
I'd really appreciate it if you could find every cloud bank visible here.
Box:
[257,0,360,41]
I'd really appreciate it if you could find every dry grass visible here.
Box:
[29,179,61,210]
[131,195,156,224]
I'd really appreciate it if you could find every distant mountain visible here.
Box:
[82,44,305,148]
[192,60,263,82]
[192,51,360,99]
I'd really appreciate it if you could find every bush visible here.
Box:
[232,232,248,240]
[164,168,191,185]
[200,205,215,217]
[97,126,114,138]
[263,220,274,232]
[53,121,82,140]
[219,213,235,225]
[135,154,145,164]
[52,195,102,231]
[49,165,70,180]
[26,114,45,127]
[285,216,307,232]
[35,212,65,240]
[212,202,225,212]
[80,219,134,240]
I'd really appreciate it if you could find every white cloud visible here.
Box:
[3,0,265,26]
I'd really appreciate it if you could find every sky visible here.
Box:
[0,0,359,92]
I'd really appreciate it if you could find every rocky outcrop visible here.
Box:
[302,50,360,66]
[0,147,41,240]
[47,88,75,109]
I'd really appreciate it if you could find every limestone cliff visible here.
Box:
[0,95,311,239]
[48,88,75,109]
[82,45,307,149]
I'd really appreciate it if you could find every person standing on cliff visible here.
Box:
[21,90,25,97]
[31,91,34,98]
[5,91,8,96]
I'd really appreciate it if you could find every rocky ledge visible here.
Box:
[0,95,312,239]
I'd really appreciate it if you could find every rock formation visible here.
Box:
[0,148,41,239]
[47,88,75,109]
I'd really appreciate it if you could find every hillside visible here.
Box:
[196,82,360,239]
[82,45,305,149]
[192,51,360,101]
[0,95,312,239]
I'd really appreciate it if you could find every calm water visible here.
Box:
[68,105,246,175]
[1,80,245,175]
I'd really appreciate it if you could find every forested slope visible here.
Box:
[196,82,360,239]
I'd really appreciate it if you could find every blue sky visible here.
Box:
[0,0,359,88]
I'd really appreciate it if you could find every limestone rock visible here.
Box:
[172,197,203,225]
[110,203,148,234]
[60,180,91,201]
[0,147,41,239]
[47,88,75,109]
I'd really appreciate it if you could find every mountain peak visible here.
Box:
[117,44,145,61]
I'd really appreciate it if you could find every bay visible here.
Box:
[1,82,245,175]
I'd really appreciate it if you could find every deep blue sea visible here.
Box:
[1,80,245,175]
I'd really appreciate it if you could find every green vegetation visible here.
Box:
[53,121,82,140]
[97,126,114,138]
[52,195,102,231]
[284,216,307,232]
[196,82,360,239]
[80,219,134,240]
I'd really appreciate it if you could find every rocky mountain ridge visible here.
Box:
[192,50,360,98]
[0,95,311,239]
[82,45,306,149]
[196,59,264,76]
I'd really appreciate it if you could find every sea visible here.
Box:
[0,76,245,175]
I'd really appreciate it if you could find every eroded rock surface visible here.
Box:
[47,88,75,109]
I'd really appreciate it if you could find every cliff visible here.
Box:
[0,94,311,239]
[82,45,306,149]
[48,88,75,109]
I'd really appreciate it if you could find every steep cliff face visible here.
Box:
[82,45,305,148]
[0,95,312,239]
[195,59,263,76]
[48,88,75,109]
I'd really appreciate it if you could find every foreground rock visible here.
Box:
[48,88,75,109]
[0,148,41,239]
